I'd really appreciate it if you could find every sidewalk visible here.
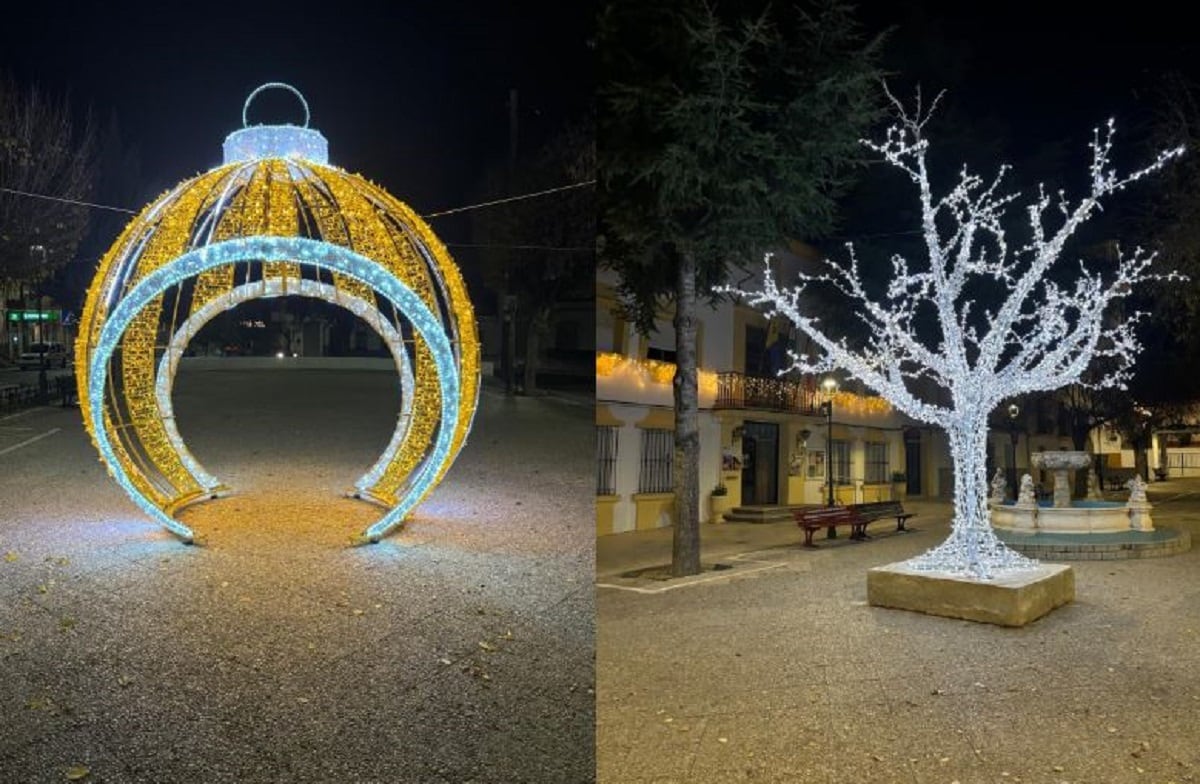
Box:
[597,480,1200,784]
[597,497,953,578]
[598,475,1200,579]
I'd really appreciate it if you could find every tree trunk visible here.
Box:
[672,252,701,577]
[1134,438,1149,482]
[1071,424,1091,497]
[522,309,548,395]
[907,412,1036,578]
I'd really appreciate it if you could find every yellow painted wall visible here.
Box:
[596,404,622,427]
[634,493,674,530]
[596,496,618,536]
[635,408,675,430]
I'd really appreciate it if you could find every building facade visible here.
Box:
[596,263,956,536]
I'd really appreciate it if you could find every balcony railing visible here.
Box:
[714,372,820,414]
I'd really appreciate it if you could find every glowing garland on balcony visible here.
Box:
[594,352,890,415]
[595,352,717,397]
[76,83,480,543]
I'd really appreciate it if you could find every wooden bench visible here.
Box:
[847,501,915,536]
[793,506,867,548]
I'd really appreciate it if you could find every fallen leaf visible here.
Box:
[59,617,76,631]
[718,737,728,744]
[37,584,47,594]
[65,764,89,780]
[478,642,496,652]
[439,658,452,666]
[3,551,18,563]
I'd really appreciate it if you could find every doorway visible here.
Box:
[741,421,779,505]
[904,429,922,496]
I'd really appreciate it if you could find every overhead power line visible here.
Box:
[0,186,137,215]
[444,243,592,253]
[2,179,596,221]
[422,180,595,218]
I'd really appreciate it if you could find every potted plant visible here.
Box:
[891,471,907,500]
[710,483,732,521]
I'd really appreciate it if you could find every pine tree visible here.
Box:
[599,0,883,575]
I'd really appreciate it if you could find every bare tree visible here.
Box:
[0,73,97,289]
[473,115,594,395]
[737,90,1182,578]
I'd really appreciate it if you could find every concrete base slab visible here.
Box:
[867,561,1074,627]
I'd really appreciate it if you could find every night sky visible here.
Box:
[860,1,1200,159]
[5,2,1199,293]
[0,0,592,304]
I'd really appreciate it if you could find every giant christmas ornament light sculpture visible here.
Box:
[76,83,480,544]
[736,90,1182,578]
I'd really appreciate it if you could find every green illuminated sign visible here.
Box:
[6,310,59,322]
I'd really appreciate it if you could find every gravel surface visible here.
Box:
[0,368,593,783]
[598,487,1200,784]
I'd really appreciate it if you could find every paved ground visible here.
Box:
[597,482,1200,784]
[0,368,593,783]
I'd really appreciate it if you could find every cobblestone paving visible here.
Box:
[598,486,1200,784]
[0,368,593,783]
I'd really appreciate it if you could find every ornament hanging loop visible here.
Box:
[243,82,311,128]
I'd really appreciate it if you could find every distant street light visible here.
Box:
[821,377,839,508]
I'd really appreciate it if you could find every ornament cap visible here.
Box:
[222,82,328,164]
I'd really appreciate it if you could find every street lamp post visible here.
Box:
[821,377,838,508]
[29,245,48,401]
[1007,404,1021,500]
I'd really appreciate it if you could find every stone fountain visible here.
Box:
[1031,450,1092,508]
[991,450,1150,534]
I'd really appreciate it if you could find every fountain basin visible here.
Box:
[991,499,1131,533]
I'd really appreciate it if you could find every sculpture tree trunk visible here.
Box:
[909,412,1035,578]
[672,251,701,577]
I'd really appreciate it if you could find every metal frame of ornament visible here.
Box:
[86,236,461,544]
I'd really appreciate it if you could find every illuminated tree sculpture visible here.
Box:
[76,83,480,544]
[738,91,1182,578]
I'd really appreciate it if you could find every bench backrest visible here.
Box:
[852,501,903,514]
[795,506,857,524]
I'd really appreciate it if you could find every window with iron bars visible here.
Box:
[639,428,673,493]
[831,439,851,485]
[864,442,889,484]
[597,426,618,495]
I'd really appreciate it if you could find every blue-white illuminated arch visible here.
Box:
[89,236,460,543]
[153,276,417,502]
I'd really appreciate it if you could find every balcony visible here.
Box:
[714,372,820,414]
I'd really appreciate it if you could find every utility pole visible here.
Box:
[503,87,519,395]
